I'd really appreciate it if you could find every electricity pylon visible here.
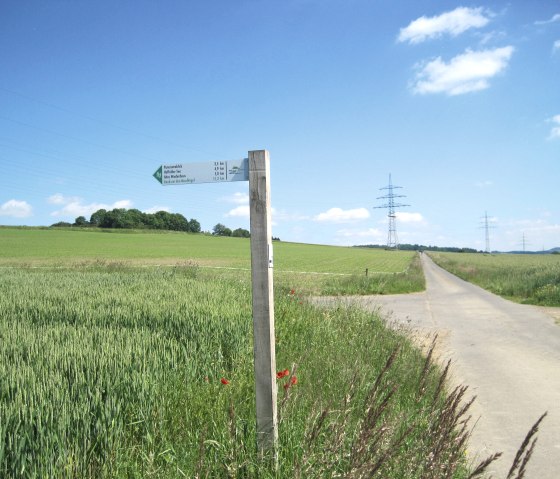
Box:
[374,174,409,250]
[519,232,531,253]
[480,211,496,253]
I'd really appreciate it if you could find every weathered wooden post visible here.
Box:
[153,150,278,458]
[248,150,278,456]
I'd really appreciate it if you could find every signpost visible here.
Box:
[153,150,277,458]
[153,158,249,185]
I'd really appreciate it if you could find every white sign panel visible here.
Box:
[153,158,248,185]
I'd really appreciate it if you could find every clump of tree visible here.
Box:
[212,223,250,238]
[53,208,201,233]
[356,243,481,253]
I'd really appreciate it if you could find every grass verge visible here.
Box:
[317,252,425,296]
[429,252,560,306]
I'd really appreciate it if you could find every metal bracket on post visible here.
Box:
[248,150,278,458]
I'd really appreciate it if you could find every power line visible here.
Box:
[0,114,160,164]
[0,86,224,158]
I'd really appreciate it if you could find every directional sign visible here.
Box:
[152,151,277,459]
[153,158,248,185]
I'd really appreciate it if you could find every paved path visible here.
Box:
[321,254,560,477]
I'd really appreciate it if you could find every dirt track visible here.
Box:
[318,254,560,477]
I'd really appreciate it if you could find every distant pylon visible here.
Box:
[519,232,531,253]
[374,174,409,250]
[480,211,496,253]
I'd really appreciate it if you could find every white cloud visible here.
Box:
[225,205,250,218]
[143,206,170,214]
[48,194,67,205]
[0,199,33,218]
[224,204,299,222]
[475,180,494,188]
[398,7,490,44]
[314,207,370,223]
[411,46,514,95]
[337,227,383,239]
[334,227,384,246]
[554,40,560,54]
[113,200,133,209]
[48,193,81,205]
[272,209,310,222]
[222,192,251,217]
[502,218,560,251]
[548,114,560,140]
[222,192,249,205]
[49,195,133,218]
[535,13,560,25]
[395,212,425,223]
[477,30,506,46]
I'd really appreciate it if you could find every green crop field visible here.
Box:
[0,227,412,273]
[0,228,489,478]
[429,251,560,307]
[0,227,422,295]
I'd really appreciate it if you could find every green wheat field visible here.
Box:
[0,228,499,478]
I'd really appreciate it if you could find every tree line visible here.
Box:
[211,223,250,238]
[52,208,201,233]
[356,243,481,253]
[51,208,257,238]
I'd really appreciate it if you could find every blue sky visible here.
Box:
[1,1,559,251]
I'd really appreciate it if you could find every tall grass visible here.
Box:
[429,252,560,306]
[1,263,539,477]
[318,252,425,296]
[0,263,472,478]
[0,265,253,476]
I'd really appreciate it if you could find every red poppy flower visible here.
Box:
[220,378,230,385]
[276,369,290,379]
[290,289,296,295]
[283,375,298,389]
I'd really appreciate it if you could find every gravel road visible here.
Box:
[317,253,560,477]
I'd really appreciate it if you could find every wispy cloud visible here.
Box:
[334,227,384,246]
[398,7,491,44]
[314,207,370,223]
[143,206,170,214]
[48,193,80,205]
[411,46,514,95]
[222,192,250,218]
[222,192,249,205]
[225,205,250,218]
[395,212,425,224]
[475,180,494,188]
[49,194,133,218]
[548,114,560,140]
[337,227,383,238]
[553,40,560,54]
[0,199,33,218]
[534,13,560,25]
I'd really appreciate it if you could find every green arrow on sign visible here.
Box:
[153,166,163,184]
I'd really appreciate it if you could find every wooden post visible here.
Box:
[248,150,277,456]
